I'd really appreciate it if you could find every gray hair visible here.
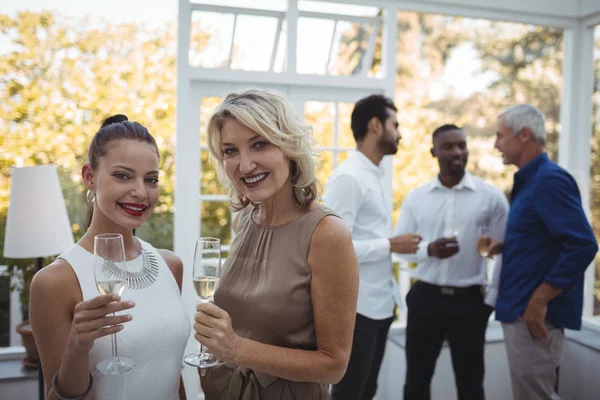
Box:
[500,104,546,145]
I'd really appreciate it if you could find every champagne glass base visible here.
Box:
[184,352,219,368]
[96,357,135,375]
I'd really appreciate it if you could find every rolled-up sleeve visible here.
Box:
[323,173,391,264]
[534,170,599,289]
[393,193,429,263]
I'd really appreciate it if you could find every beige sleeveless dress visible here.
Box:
[200,204,336,400]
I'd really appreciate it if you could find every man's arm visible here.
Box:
[323,173,390,264]
[393,193,429,263]
[524,169,598,340]
[534,170,598,292]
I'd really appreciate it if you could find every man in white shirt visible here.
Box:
[324,95,422,400]
[395,124,509,400]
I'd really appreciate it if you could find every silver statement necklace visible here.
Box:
[101,245,160,290]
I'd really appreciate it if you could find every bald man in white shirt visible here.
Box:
[395,124,509,400]
[324,95,421,400]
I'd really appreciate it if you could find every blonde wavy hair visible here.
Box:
[206,89,320,211]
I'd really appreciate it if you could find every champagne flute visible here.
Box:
[477,222,492,257]
[94,233,135,375]
[184,237,221,368]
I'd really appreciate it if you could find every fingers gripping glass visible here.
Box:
[184,237,222,368]
[93,233,135,375]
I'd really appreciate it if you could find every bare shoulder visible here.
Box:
[309,215,355,269]
[158,249,183,274]
[312,215,351,246]
[158,249,184,291]
[30,259,80,307]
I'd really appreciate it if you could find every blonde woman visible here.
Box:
[192,89,359,399]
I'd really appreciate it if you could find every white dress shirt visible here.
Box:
[323,151,396,320]
[394,172,509,302]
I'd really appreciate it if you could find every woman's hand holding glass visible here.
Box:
[68,294,134,354]
[193,302,241,363]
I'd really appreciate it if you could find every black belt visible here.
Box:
[417,281,484,296]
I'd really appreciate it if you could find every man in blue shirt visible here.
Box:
[490,104,598,400]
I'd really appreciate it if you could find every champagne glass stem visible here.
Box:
[111,312,119,360]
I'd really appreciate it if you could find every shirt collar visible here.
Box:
[429,171,477,192]
[351,151,385,177]
[515,153,548,183]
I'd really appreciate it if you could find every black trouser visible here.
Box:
[404,281,493,400]
[332,313,394,400]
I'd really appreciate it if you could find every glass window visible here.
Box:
[200,201,233,246]
[297,16,379,76]
[201,150,227,195]
[189,9,285,72]
[230,15,280,72]
[391,12,563,216]
[305,101,335,147]
[337,102,355,148]
[328,21,374,76]
[189,12,235,68]
[316,151,335,192]
[297,18,336,75]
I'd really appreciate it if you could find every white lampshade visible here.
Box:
[4,165,74,259]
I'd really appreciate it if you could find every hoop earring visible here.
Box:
[86,189,96,203]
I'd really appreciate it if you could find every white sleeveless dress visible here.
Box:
[58,238,190,400]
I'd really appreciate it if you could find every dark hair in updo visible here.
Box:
[87,114,159,170]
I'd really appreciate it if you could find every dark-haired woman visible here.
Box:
[30,115,190,399]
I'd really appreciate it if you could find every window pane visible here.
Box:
[230,15,280,71]
[328,21,373,76]
[201,150,227,195]
[200,97,222,146]
[391,11,562,216]
[337,150,353,166]
[200,201,232,246]
[297,18,335,75]
[591,25,600,315]
[305,101,335,148]
[189,12,234,68]
[316,151,334,190]
[337,102,355,148]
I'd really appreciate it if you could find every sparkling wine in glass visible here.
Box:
[477,223,492,257]
[184,237,221,368]
[94,233,135,375]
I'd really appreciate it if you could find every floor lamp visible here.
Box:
[3,165,74,400]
